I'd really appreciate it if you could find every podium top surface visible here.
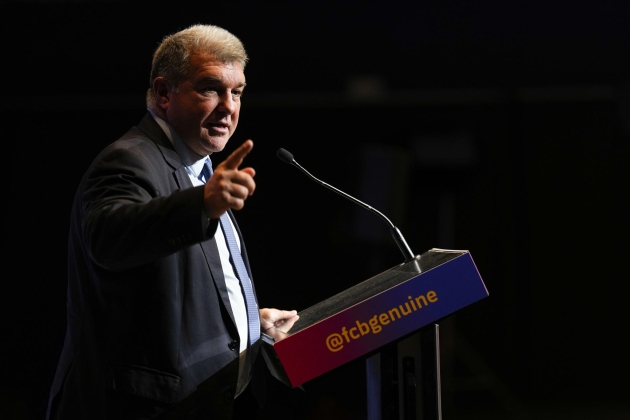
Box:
[289,248,468,335]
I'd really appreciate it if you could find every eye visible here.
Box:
[197,81,220,95]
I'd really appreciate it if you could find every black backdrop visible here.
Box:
[5,1,630,419]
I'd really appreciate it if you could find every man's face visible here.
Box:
[163,53,246,157]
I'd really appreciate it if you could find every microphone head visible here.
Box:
[276,148,294,164]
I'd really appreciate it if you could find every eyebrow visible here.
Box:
[199,76,246,88]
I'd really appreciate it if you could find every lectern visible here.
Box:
[273,148,488,418]
[261,248,488,418]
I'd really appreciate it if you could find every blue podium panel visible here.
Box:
[263,249,489,388]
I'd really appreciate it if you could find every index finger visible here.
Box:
[222,140,253,170]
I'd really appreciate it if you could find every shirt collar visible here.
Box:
[148,109,209,176]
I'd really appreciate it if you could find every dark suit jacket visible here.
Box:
[46,113,259,420]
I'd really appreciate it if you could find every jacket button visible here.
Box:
[228,340,238,351]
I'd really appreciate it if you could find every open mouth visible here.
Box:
[206,123,230,134]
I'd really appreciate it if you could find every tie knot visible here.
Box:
[198,158,212,183]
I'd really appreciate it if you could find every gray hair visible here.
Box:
[146,24,248,110]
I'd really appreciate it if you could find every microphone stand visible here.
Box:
[277,149,441,420]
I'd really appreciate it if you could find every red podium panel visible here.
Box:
[262,248,488,388]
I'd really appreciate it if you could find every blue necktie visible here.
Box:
[199,159,260,346]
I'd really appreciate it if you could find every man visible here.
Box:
[46,24,299,420]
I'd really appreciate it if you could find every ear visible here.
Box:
[153,77,170,111]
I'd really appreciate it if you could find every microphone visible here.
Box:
[276,148,416,262]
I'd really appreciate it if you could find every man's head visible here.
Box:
[147,24,248,157]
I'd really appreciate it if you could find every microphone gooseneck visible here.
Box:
[276,148,416,262]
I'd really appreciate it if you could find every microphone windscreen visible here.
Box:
[276,148,294,164]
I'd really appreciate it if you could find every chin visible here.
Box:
[204,136,230,153]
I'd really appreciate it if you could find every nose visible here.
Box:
[218,91,238,114]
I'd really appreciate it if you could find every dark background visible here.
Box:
[4,1,630,419]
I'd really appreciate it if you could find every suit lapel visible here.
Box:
[200,237,237,326]
[140,112,238,329]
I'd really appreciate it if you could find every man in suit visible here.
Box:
[46,24,299,420]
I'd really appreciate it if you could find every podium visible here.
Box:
[261,248,489,417]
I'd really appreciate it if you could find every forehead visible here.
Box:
[189,53,245,84]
